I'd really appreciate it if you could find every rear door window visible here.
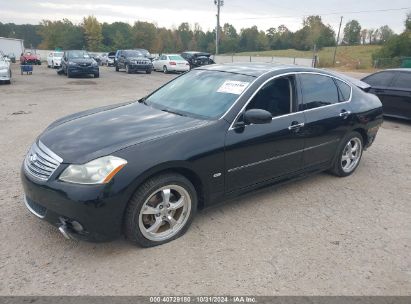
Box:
[300,74,339,110]
[392,72,411,89]
[362,71,396,87]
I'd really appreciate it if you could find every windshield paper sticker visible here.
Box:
[217,81,250,95]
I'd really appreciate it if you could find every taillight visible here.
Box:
[169,61,176,65]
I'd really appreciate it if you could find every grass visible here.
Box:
[226,45,382,70]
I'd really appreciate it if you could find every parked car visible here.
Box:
[20,51,41,65]
[89,52,102,65]
[5,53,16,63]
[0,54,11,84]
[47,51,64,68]
[153,54,190,73]
[361,69,411,120]
[107,52,116,66]
[60,50,99,78]
[181,51,215,69]
[21,63,383,247]
[115,49,152,74]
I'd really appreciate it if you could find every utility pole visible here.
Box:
[333,16,343,66]
[214,0,224,55]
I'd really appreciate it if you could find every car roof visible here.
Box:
[385,68,411,72]
[198,63,326,77]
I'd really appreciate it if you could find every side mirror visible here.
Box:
[243,109,272,125]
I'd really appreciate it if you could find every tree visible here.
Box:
[82,16,103,51]
[132,21,157,50]
[220,23,239,53]
[343,20,361,45]
[378,25,394,43]
[37,19,84,50]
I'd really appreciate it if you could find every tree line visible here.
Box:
[0,14,409,59]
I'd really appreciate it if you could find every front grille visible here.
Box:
[79,63,91,67]
[134,60,150,65]
[24,141,63,181]
[24,196,47,218]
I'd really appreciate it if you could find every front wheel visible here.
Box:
[94,72,100,78]
[115,65,119,72]
[330,132,363,177]
[146,69,151,74]
[126,64,131,74]
[124,173,197,247]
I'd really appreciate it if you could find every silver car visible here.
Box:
[0,54,11,84]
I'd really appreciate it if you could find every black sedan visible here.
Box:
[21,64,383,247]
[60,50,99,78]
[362,68,411,120]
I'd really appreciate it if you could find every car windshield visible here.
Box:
[145,70,255,119]
[124,50,143,57]
[68,51,90,59]
[54,52,63,57]
[169,55,185,61]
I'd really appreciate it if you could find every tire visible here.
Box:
[94,73,100,78]
[146,69,151,74]
[5,80,11,84]
[163,66,168,74]
[67,69,72,78]
[115,65,119,72]
[330,131,363,177]
[124,173,197,247]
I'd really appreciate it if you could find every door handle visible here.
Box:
[339,110,351,119]
[288,122,305,130]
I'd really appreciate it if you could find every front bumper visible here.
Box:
[68,66,99,75]
[128,64,152,71]
[21,166,127,241]
[0,68,10,80]
[53,60,62,68]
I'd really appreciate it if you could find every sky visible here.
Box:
[0,0,410,34]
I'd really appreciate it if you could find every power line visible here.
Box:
[229,7,411,20]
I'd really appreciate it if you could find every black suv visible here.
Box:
[181,51,215,69]
[60,50,99,78]
[115,50,152,74]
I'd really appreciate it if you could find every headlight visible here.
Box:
[68,61,77,66]
[59,156,127,184]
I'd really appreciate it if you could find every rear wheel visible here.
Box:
[163,65,168,74]
[330,131,363,177]
[124,173,197,247]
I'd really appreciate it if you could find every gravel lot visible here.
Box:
[0,64,410,296]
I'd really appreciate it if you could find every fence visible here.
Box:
[373,57,411,69]
[213,55,314,67]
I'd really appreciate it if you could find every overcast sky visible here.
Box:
[1,0,410,33]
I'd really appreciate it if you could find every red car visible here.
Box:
[20,52,41,65]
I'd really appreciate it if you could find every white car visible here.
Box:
[0,54,11,84]
[47,51,64,68]
[153,54,190,73]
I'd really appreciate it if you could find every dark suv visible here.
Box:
[181,51,215,69]
[61,50,99,78]
[115,50,152,74]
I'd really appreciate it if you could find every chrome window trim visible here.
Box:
[227,71,353,130]
[227,139,339,173]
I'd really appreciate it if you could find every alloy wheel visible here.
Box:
[138,185,191,242]
[341,137,362,173]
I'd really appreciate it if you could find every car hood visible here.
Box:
[39,102,210,164]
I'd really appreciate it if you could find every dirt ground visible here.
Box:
[0,64,410,296]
